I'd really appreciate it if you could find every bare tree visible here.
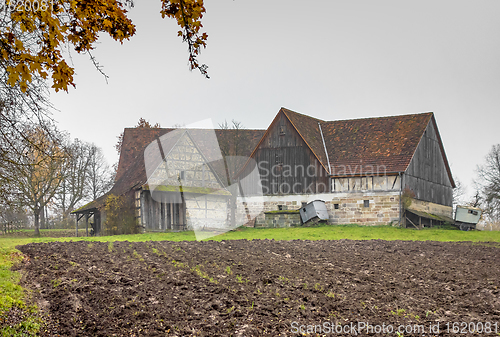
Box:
[2,125,67,236]
[1,32,55,168]
[218,119,245,182]
[54,138,92,223]
[476,144,500,222]
[469,190,482,208]
[1,52,58,229]
[217,120,246,227]
[0,205,29,227]
[452,177,467,208]
[87,144,114,200]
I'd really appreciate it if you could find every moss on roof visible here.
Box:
[143,184,231,196]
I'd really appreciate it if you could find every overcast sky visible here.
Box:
[50,0,500,200]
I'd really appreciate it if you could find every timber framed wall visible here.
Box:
[404,121,453,206]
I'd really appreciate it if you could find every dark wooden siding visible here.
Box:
[240,112,329,196]
[141,191,185,231]
[404,121,453,206]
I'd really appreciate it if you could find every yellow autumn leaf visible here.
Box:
[19,82,28,93]
[15,39,24,50]
[7,70,19,87]
[103,19,112,29]
[2,0,208,92]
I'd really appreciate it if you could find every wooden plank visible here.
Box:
[85,214,89,237]
[406,215,419,230]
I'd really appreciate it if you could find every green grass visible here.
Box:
[1,224,500,335]
[210,224,500,242]
[0,244,41,336]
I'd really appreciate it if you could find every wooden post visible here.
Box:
[76,215,79,237]
[85,214,89,237]
[180,202,185,230]
[170,203,173,229]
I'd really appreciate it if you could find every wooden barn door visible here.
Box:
[166,203,172,230]
[165,202,186,230]
[160,203,166,231]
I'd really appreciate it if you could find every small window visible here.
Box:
[364,200,370,208]
[334,203,339,210]
[468,209,478,216]
[279,125,285,135]
[278,205,283,211]
[180,171,185,180]
[301,202,307,208]
[275,153,283,165]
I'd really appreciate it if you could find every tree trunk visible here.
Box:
[45,205,49,229]
[34,209,40,237]
[40,205,46,229]
[62,210,71,228]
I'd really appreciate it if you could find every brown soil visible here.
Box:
[16,240,500,336]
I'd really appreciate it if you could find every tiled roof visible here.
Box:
[321,113,433,175]
[280,108,453,184]
[115,128,171,182]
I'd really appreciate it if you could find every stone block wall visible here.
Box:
[235,199,301,227]
[237,192,401,227]
[326,193,400,226]
[257,211,301,228]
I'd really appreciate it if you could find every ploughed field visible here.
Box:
[17,240,500,336]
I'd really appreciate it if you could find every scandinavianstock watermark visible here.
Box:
[290,321,498,335]
[144,119,264,241]
[1,0,55,12]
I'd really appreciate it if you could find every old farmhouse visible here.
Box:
[73,107,455,234]
[72,126,264,235]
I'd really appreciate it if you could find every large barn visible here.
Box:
[73,107,455,234]
[237,108,455,228]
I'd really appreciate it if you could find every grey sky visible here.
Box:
[51,0,500,199]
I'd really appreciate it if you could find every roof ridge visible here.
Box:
[321,111,433,124]
[124,127,173,131]
[281,107,325,122]
[280,107,329,173]
[124,127,266,132]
